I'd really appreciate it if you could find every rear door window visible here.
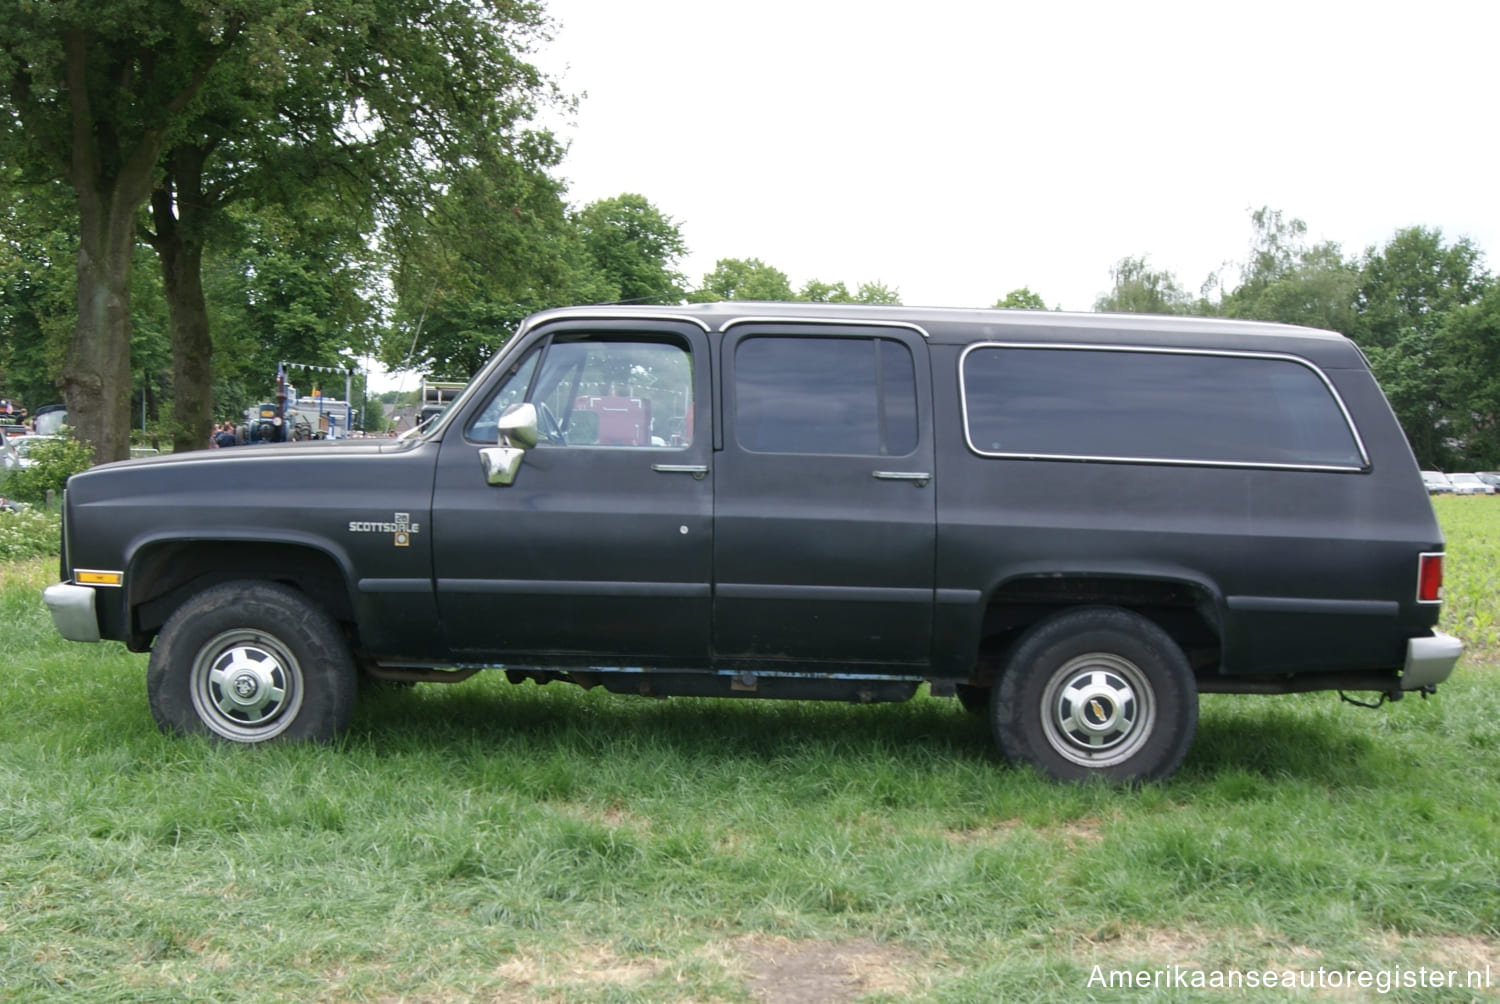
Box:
[734,336,918,456]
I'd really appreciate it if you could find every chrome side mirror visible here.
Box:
[497,402,538,449]
[480,402,539,485]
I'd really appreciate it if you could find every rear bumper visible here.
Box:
[43,582,101,643]
[1403,631,1463,689]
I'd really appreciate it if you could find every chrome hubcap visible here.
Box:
[190,630,303,741]
[1041,653,1155,768]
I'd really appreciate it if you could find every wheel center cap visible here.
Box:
[1083,695,1115,728]
[1069,679,1131,736]
[231,671,261,702]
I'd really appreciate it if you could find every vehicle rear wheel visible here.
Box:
[991,606,1197,782]
[147,580,357,744]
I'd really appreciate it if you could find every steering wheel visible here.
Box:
[538,401,566,445]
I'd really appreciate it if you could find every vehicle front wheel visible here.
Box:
[991,607,1197,783]
[147,580,357,744]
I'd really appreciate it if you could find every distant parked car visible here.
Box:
[1421,471,1454,494]
[1446,473,1495,496]
[12,434,61,468]
[1476,472,1500,490]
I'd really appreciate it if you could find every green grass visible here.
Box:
[1,501,1498,1002]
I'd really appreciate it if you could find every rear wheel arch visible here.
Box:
[971,572,1223,684]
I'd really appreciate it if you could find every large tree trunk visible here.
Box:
[59,154,150,466]
[56,29,164,465]
[151,145,214,455]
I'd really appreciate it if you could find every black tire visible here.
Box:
[991,606,1197,783]
[147,580,357,744]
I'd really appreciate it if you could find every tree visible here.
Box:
[798,278,853,303]
[848,281,901,305]
[383,137,605,379]
[1093,256,1196,314]
[797,278,901,304]
[1351,227,1490,467]
[142,2,557,452]
[1217,207,1357,332]
[689,258,795,302]
[2,1,560,460]
[0,173,75,409]
[204,201,381,414]
[994,287,1049,310]
[1437,280,1500,467]
[574,194,687,305]
[1,3,243,461]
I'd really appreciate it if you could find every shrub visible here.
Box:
[0,506,61,560]
[2,437,95,505]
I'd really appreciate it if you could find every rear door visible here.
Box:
[713,323,936,670]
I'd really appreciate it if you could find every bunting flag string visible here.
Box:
[280,361,355,375]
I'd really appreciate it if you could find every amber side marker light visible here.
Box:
[1417,553,1444,604]
[75,570,123,587]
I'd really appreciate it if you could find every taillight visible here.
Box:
[1417,552,1444,604]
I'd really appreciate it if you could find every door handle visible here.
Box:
[652,464,709,480]
[873,470,931,486]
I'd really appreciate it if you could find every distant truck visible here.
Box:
[419,379,467,427]
[244,392,358,443]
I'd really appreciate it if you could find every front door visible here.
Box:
[713,324,937,671]
[431,322,713,665]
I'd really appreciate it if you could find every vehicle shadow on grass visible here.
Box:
[348,677,1397,787]
[351,677,995,763]
[1181,695,1396,786]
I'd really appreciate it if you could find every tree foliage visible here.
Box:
[994,287,1050,310]
[1351,227,1490,467]
[1436,283,1500,467]
[383,138,602,380]
[689,257,796,302]
[1217,207,1357,332]
[574,194,687,305]
[1093,256,1198,314]
[1,0,561,460]
[1,0,246,461]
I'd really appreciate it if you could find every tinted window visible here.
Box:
[962,346,1365,469]
[735,337,918,456]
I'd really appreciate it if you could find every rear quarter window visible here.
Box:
[960,344,1367,470]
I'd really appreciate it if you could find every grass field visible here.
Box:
[1,499,1497,1002]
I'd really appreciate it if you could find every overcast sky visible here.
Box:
[530,0,1498,312]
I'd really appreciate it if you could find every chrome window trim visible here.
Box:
[957,342,1372,471]
[516,311,712,339]
[719,316,931,339]
[435,314,709,443]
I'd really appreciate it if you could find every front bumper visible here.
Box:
[43,582,101,643]
[1403,631,1463,690]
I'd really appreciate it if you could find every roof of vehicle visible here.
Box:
[520,302,1365,367]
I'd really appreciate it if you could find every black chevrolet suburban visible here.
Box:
[44,303,1462,781]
